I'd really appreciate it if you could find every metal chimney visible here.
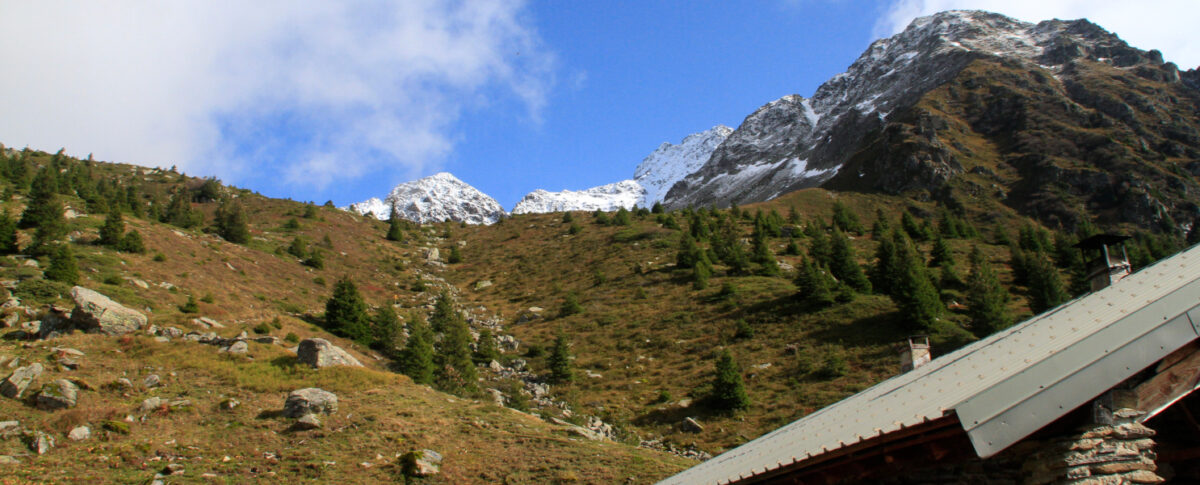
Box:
[899,336,931,372]
[1073,234,1132,292]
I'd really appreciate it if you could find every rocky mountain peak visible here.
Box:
[345,172,506,225]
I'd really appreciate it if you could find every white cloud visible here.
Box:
[876,0,1200,69]
[0,0,554,190]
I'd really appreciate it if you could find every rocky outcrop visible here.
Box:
[1,363,43,399]
[283,388,338,418]
[296,338,363,369]
[69,286,146,335]
[400,449,443,477]
[35,379,79,410]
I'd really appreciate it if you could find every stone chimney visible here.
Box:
[899,336,931,372]
[1073,234,1132,292]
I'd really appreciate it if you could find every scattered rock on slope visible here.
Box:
[297,338,362,368]
[1,363,43,399]
[69,286,147,335]
[283,388,338,418]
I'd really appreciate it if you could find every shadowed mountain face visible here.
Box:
[664,10,1200,231]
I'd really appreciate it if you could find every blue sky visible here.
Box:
[1,1,1197,209]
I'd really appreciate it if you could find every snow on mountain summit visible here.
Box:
[510,125,733,214]
[345,172,506,225]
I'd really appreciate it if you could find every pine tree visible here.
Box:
[325,276,371,342]
[901,210,928,241]
[0,212,17,254]
[116,230,146,254]
[44,244,79,285]
[179,294,200,313]
[435,305,477,392]
[216,199,250,244]
[430,292,459,333]
[400,315,435,385]
[559,292,583,317]
[807,228,831,266]
[99,204,125,246]
[165,189,202,228]
[473,328,500,365]
[966,246,1011,337]
[751,233,779,276]
[795,258,835,307]
[676,234,702,268]
[889,230,944,331]
[870,231,898,295]
[828,228,871,292]
[287,236,308,259]
[548,331,573,383]
[831,201,864,235]
[19,167,59,229]
[371,305,403,354]
[447,246,463,264]
[386,207,405,241]
[692,257,713,289]
[1026,252,1069,313]
[709,349,750,411]
[929,235,951,267]
[871,209,891,240]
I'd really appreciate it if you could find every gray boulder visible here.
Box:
[297,338,363,369]
[69,286,147,335]
[283,388,338,418]
[35,379,79,410]
[1,363,43,398]
[68,426,90,441]
[400,449,442,477]
[293,413,322,430]
[224,341,249,354]
[25,431,53,454]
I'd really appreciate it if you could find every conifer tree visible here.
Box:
[164,189,202,228]
[371,305,403,354]
[692,256,713,289]
[795,258,835,307]
[447,246,463,264]
[386,207,405,241]
[613,207,632,226]
[831,201,864,235]
[473,328,500,365]
[676,234,702,268]
[807,227,831,265]
[429,292,459,333]
[889,229,944,331]
[216,199,250,244]
[325,276,371,342]
[1026,252,1069,313]
[828,228,871,292]
[871,209,891,239]
[559,292,583,317]
[44,244,79,285]
[548,331,573,383]
[287,236,308,259]
[0,212,17,254]
[929,234,952,267]
[117,230,146,254]
[400,315,435,385]
[19,167,59,229]
[435,305,477,392]
[99,204,125,247]
[751,233,780,276]
[870,230,899,295]
[966,246,1011,337]
[901,210,928,241]
[709,349,750,411]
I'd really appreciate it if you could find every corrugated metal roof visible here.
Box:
[659,244,1200,485]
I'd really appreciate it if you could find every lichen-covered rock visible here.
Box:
[68,426,90,441]
[25,431,53,454]
[1,363,43,399]
[69,286,147,335]
[293,413,322,430]
[283,388,338,418]
[35,379,79,410]
[296,338,362,369]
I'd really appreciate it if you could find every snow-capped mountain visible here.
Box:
[345,172,506,225]
[511,125,732,214]
[664,10,1174,208]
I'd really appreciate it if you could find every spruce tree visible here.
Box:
[44,244,79,285]
[430,292,458,333]
[709,349,750,411]
[828,228,871,292]
[473,328,500,365]
[831,201,864,235]
[216,199,250,244]
[117,230,146,254]
[165,189,202,228]
[751,233,780,276]
[966,246,1011,337]
[99,204,125,246]
[447,246,463,264]
[400,315,435,385]
[795,258,835,307]
[901,210,928,241]
[0,212,17,254]
[930,234,952,267]
[386,208,405,241]
[287,236,308,259]
[870,231,899,295]
[371,305,403,354]
[676,234,702,268]
[1026,252,1069,313]
[325,276,371,342]
[889,230,944,332]
[19,167,59,229]
[692,257,713,290]
[435,306,477,392]
[548,331,573,383]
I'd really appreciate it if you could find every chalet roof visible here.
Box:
[659,243,1200,485]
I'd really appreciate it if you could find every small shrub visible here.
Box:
[200,293,215,304]
[285,332,300,343]
[313,276,326,286]
[101,274,123,286]
[252,323,272,334]
[152,252,166,262]
[13,279,71,304]
[179,295,199,314]
[271,317,283,329]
